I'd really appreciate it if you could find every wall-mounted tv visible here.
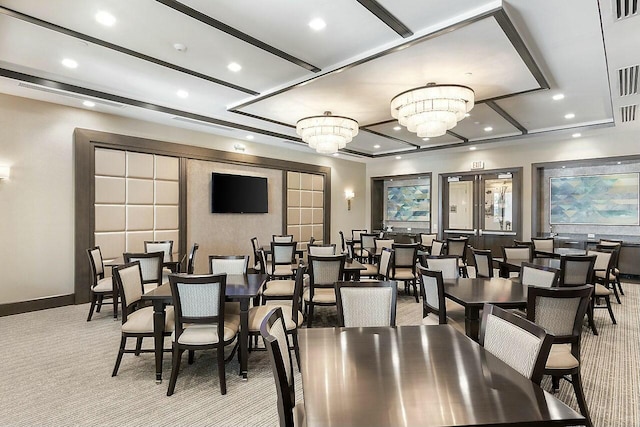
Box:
[211,172,268,213]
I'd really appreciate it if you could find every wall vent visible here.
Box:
[17,82,124,108]
[620,104,637,122]
[615,0,638,20]
[618,65,639,96]
[172,116,233,131]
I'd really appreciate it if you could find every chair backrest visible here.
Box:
[501,246,532,262]
[471,248,493,278]
[309,254,346,287]
[513,240,534,248]
[587,249,613,279]
[430,240,445,256]
[261,307,296,427]
[187,243,199,274]
[596,243,621,268]
[532,237,554,253]
[335,281,397,327]
[520,262,559,288]
[87,246,105,283]
[123,251,164,285]
[419,233,437,247]
[417,266,447,324]
[360,233,377,249]
[446,238,468,262]
[378,248,393,279]
[338,231,346,252]
[250,237,260,267]
[351,229,367,241]
[271,242,297,266]
[391,243,418,268]
[527,285,593,346]
[374,238,395,255]
[169,273,227,341]
[424,255,460,280]
[112,261,144,323]
[559,255,596,286]
[144,240,173,262]
[308,244,337,256]
[479,304,553,385]
[273,235,294,243]
[209,255,249,275]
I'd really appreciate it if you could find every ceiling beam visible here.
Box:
[356,0,413,38]
[485,101,528,134]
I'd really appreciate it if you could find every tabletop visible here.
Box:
[299,325,584,427]
[142,273,266,300]
[442,277,529,308]
[494,257,561,270]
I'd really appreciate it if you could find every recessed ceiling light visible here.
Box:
[332,153,339,157]
[395,156,402,160]
[308,18,326,31]
[176,89,189,98]
[393,126,401,131]
[246,135,254,140]
[469,146,477,151]
[83,100,95,107]
[564,113,575,119]
[422,138,430,141]
[373,144,381,149]
[95,11,116,27]
[173,43,187,52]
[484,126,493,132]
[552,93,565,101]
[464,113,470,117]
[61,58,78,69]
[562,166,566,169]
[617,161,622,165]
[572,133,581,138]
[227,62,242,72]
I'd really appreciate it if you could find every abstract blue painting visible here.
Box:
[550,173,639,225]
[387,185,430,222]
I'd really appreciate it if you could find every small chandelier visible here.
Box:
[296,111,359,154]
[390,83,474,138]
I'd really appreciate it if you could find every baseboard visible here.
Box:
[0,294,75,317]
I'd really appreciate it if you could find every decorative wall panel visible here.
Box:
[550,173,639,225]
[386,185,431,222]
[287,171,325,250]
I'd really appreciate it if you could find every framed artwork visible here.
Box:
[550,173,639,225]
[386,185,430,222]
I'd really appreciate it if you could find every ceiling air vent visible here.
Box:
[620,105,637,122]
[172,116,233,131]
[618,65,639,96]
[615,0,638,20]
[17,82,124,108]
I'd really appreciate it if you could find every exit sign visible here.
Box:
[471,161,485,170]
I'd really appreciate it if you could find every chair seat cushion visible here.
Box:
[122,306,175,333]
[248,305,303,332]
[143,283,159,294]
[262,280,295,296]
[355,248,369,257]
[545,343,579,370]
[293,402,306,427]
[361,263,378,276]
[303,288,336,303]
[272,265,294,277]
[172,320,239,345]
[392,268,416,280]
[594,270,610,280]
[595,283,613,296]
[93,277,113,292]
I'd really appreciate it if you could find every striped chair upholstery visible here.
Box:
[336,281,397,327]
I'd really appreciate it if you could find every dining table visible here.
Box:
[443,277,528,340]
[298,325,585,427]
[493,257,560,278]
[536,247,587,258]
[141,273,267,383]
[104,256,182,273]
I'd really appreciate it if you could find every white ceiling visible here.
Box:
[0,0,637,160]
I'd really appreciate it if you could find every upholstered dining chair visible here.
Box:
[308,243,336,256]
[559,255,598,335]
[418,233,437,253]
[144,240,174,282]
[374,238,395,256]
[446,237,469,277]
[259,250,298,304]
[519,262,560,288]
[123,251,164,293]
[86,246,117,321]
[335,281,397,327]
[260,307,305,427]
[526,285,594,427]
[390,243,419,302]
[209,255,249,316]
[338,231,347,254]
[351,230,370,261]
[587,249,617,325]
[166,273,239,396]
[269,242,298,280]
[422,255,460,280]
[532,237,555,257]
[251,237,262,271]
[358,233,377,261]
[501,246,532,278]
[598,239,624,296]
[595,243,622,303]
[273,234,294,243]
[471,248,494,278]
[417,267,465,333]
[111,261,174,377]
[430,240,445,256]
[186,243,199,274]
[479,304,553,385]
[304,254,346,327]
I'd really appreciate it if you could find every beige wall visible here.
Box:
[0,93,366,305]
[366,125,640,240]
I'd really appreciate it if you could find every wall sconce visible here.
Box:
[0,165,10,180]
[233,143,246,152]
[345,190,355,211]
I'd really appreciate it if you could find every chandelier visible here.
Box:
[296,112,359,154]
[390,83,474,138]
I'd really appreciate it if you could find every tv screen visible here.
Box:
[211,173,268,213]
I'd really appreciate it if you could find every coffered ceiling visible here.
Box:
[0,0,637,159]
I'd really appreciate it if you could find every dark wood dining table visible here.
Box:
[104,257,182,273]
[299,325,585,427]
[443,277,528,340]
[141,273,267,383]
[536,247,587,257]
[493,257,560,278]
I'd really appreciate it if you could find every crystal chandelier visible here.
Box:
[390,83,474,138]
[296,112,359,154]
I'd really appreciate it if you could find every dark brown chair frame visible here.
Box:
[208,255,249,275]
[559,255,599,335]
[269,241,298,279]
[186,243,199,274]
[123,251,164,288]
[595,243,622,303]
[531,237,555,258]
[519,262,560,287]
[430,239,446,256]
[417,266,448,324]
[335,280,397,327]
[338,231,346,253]
[588,249,617,324]
[306,254,346,328]
[86,246,118,321]
[599,239,624,296]
[391,243,420,302]
[471,248,494,278]
[144,240,174,262]
[446,237,469,277]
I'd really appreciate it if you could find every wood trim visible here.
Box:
[0,294,75,317]
[485,100,528,134]
[356,0,413,38]
[370,173,433,232]
[74,128,95,304]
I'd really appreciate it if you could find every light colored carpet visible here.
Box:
[0,282,638,427]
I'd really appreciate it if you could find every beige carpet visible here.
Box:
[0,282,638,427]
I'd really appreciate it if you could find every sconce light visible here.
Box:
[0,165,10,180]
[233,143,246,152]
[345,190,355,211]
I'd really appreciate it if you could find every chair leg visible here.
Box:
[112,290,119,318]
[135,337,143,356]
[307,303,314,328]
[571,372,593,427]
[87,294,97,322]
[551,375,560,392]
[188,350,195,364]
[587,300,598,335]
[166,346,182,396]
[604,296,617,324]
[112,336,127,376]
[413,280,419,303]
[611,280,621,304]
[616,276,625,295]
[96,294,104,313]
[291,331,301,373]
[218,345,227,395]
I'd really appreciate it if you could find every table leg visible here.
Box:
[499,265,509,278]
[239,299,249,380]
[152,300,166,384]
[465,306,481,342]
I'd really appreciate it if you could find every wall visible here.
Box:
[366,125,640,241]
[0,93,366,305]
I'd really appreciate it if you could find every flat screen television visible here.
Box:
[211,172,268,213]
